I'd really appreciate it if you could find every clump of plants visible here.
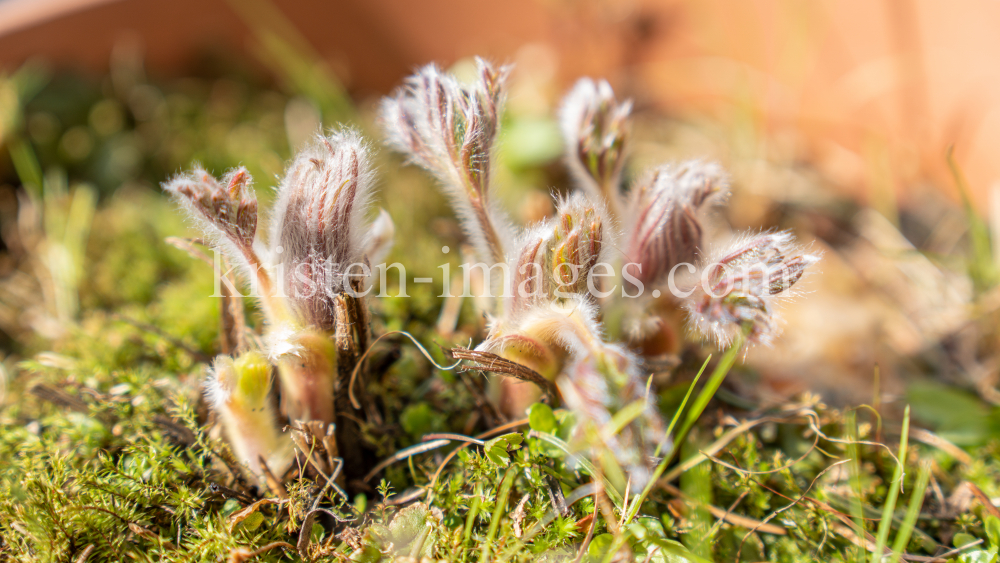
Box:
[378,59,819,488]
[162,57,819,500]
[4,50,1000,563]
[146,56,819,559]
[164,129,393,485]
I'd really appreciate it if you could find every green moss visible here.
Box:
[1,60,998,563]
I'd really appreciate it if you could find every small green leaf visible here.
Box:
[646,538,714,563]
[955,533,980,549]
[483,433,523,467]
[556,410,578,441]
[310,522,324,543]
[221,499,241,517]
[528,403,557,433]
[588,533,615,557]
[400,402,445,438]
[986,515,1000,549]
[958,549,998,563]
[239,511,264,531]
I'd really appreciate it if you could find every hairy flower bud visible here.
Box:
[380,58,512,265]
[206,351,291,482]
[270,130,376,331]
[552,196,604,296]
[163,166,259,276]
[509,194,609,314]
[559,78,632,216]
[685,231,820,347]
[623,161,728,288]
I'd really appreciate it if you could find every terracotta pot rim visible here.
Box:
[0,0,118,39]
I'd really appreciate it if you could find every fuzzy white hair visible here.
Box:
[379,58,514,266]
[268,129,378,329]
[683,229,820,348]
[622,160,730,287]
[558,77,633,215]
[162,166,259,283]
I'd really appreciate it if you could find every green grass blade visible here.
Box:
[870,405,910,563]
[529,431,623,506]
[463,483,483,547]
[673,332,744,454]
[481,465,517,561]
[680,435,714,560]
[628,355,711,525]
[889,461,931,563]
[604,399,652,439]
[846,410,867,563]
[8,136,43,199]
[655,355,711,459]
[600,348,730,563]
[948,146,996,293]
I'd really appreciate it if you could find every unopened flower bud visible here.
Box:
[206,351,291,481]
[271,130,376,331]
[163,167,259,273]
[380,58,513,265]
[685,231,820,347]
[481,296,606,414]
[551,195,604,297]
[623,161,728,288]
[509,194,609,313]
[559,78,632,216]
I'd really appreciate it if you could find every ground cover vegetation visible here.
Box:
[1,36,1000,563]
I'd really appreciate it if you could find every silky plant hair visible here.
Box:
[622,162,729,288]
[380,60,820,488]
[269,130,380,330]
[380,58,513,267]
[684,231,820,347]
[559,78,632,219]
[163,128,392,483]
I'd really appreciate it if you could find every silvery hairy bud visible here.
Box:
[265,130,388,425]
[685,231,820,348]
[552,196,604,297]
[623,161,728,288]
[270,130,377,331]
[559,78,632,217]
[510,194,608,314]
[163,166,261,278]
[380,58,512,266]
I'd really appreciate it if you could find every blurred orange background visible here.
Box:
[0,0,997,207]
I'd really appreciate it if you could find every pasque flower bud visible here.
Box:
[163,167,262,282]
[551,196,604,297]
[623,161,728,288]
[265,131,386,424]
[270,130,377,331]
[684,231,820,347]
[380,58,513,266]
[206,351,292,482]
[270,329,338,424]
[509,194,609,314]
[559,78,632,217]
